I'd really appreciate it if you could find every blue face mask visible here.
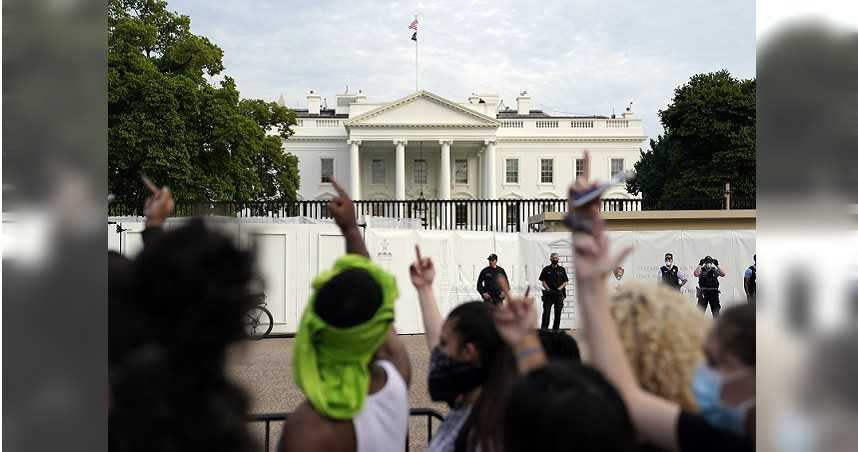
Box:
[691,364,754,435]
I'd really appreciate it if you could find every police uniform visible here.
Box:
[477,256,507,306]
[539,263,568,330]
[744,264,756,304]
[660,265,682,289]
[697,259,722,317]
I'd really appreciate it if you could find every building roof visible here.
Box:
[294,109,349,119]
[294,106,611,120]
[497,110,609,119]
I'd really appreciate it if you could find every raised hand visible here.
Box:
[494,277,536,347]
[142,175,174,228]
[327,177,358,231]
[568,153,632,286]
[409,245,436,289]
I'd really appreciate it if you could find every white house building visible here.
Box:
[283,89,645,202]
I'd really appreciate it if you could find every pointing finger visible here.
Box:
[329,177,348,199]
[141,175,158,195]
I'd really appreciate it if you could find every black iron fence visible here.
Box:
[109,197,754,233]
[249,408,444,452]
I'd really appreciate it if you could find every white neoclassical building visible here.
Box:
[283,89,646,202]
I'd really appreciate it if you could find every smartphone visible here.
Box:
[571,171,631,208]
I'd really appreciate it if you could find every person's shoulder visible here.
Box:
[281,403,352,452]
[677,411,752,452]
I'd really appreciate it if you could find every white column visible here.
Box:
[439,140,452,200]
[394,140,407,200]
[484,139,497,199]
[348,140,361,200]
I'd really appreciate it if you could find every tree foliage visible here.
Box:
[626,70,756,202]
[108,0,299,207]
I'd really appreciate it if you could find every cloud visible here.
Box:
[171,0,755,139]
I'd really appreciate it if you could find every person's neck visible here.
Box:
[461,386,482,407]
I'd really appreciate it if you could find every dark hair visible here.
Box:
[447,302,517,452]
[665,253,673,259]
[109,219,258,452]
[314,268,382,327]
[538,330,581,363]
[503,363,635,452]
[714,303,755,367]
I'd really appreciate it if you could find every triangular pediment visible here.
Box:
[345,90,500,128]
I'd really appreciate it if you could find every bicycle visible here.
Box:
[245,294,274,339]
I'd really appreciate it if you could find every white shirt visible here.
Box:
[353,360,409,452]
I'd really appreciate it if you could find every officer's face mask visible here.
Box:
[691,363,755,435]
[665,260,673,268]
[428,346,488,407]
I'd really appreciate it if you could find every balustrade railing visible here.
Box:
[109,197,754,232]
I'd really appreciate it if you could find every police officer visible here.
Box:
[694,255,726,317]
[477,253,507,305]
[658,252,688,290]
[539,253,568,330]
[744,254,756,304]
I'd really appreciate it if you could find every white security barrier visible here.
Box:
[109,218,755,334]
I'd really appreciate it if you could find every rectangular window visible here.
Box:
[455,159,468,184]
[413,159,427,185]
[575,158,585,180]
[611,158,624,179]
[540,159,554,184]
[320,158,334,183]
[372,159,385,184]
[506,203,520,231]
[455,203,468,227]
[505,159,519,184]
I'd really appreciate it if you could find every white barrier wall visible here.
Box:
[108,219,755,334]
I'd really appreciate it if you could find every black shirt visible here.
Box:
[677,410,753,452]
[476,266,507,298]
[539,264,568,298]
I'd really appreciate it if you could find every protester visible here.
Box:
[537,329,581,363]
[743,254,756,304]
[610,282,708,411]
[279,179,410,452]
[566,153,754,452]
[539,252,568,330]
[109,181,259,452]
[476,253,508,305]
[493,285,635,452]
[410,247,517,452]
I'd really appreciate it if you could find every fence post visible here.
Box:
[725,182,731,210]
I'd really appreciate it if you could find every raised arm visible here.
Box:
[328,178,368,258]
[569,153,681,451]
[494,279,546,375]
[141,175,174,246]
[409,245,443,350]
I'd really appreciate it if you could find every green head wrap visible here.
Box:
[293,254,398,420]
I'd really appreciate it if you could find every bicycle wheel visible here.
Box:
[245,306,274,339]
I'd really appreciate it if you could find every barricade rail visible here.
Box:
[249,408,445,452]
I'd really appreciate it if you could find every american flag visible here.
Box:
[409,18,418,30]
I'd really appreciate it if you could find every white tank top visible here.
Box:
[353,360,409,452]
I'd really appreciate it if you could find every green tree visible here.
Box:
[108,0,299,208]
[627,70,756,205]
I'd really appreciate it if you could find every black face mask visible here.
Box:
[427,346,488,406]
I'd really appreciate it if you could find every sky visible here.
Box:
[170,0,755,140]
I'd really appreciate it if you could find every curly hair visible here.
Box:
[609,282,709,411]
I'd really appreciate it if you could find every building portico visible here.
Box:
[284,89,646,202]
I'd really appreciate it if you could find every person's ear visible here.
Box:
[461,342,479,364]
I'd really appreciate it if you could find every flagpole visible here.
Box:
[415,14,419,91]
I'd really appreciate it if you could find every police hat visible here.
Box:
[487,253,498,261]
[665,253,673,260]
